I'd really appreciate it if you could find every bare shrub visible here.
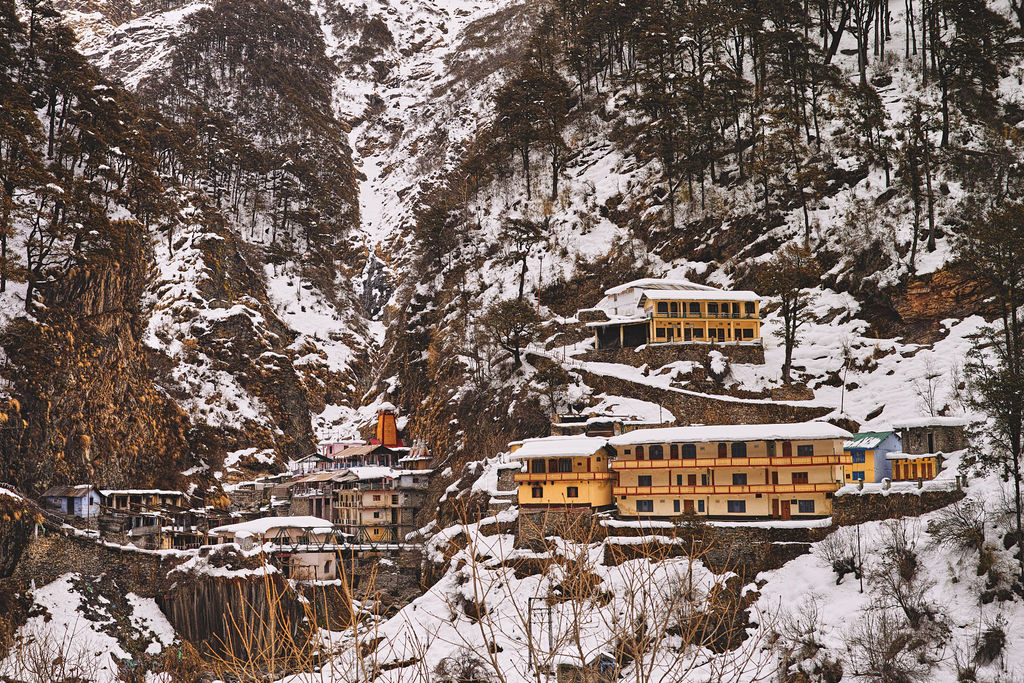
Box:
[433,647,496,682]
[974,616,1006,666]
[872,521,943,630]
[772,598,843,683]
[815,527,861,584]
[846,610,944,683]
[926,499,986,561]
[0,624,103,682]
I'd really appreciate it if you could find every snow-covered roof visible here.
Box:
[209,515,333,538]
[604,278,718,295]
[509,435,609,459]
[378,401,397,412]
[843,431,897,450]
[100,489,184,497]
[891,416,970,429]
[608,422,851,446]
[43,484,97,498]
[638,289,760,302]
[886,449,965,461]
[585,316,648,328]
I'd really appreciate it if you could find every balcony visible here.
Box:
[648,311,760,320]
[612,455,851,470]
[514,472,615,483]
[613,482,839,496]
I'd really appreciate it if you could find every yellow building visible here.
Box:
[888,454,939,482]
[589,281,762,349]
[333,468,401,543]
[511,436,615,508]
[608,423,851,519]
[638,290,761,344]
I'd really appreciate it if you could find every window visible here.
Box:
[693,329,704,339]
[531,460,545,474]
[392,495,399,504]
[798,500,815,513]
[673,500,680,513]
[697,500,705,512]
[636,446,645,460]
[701,474,708,486]
[657,302,669,314]
[708,302,719,315]
[732,473,748,485]
[852,471,865,481]
[567,487,579,498]
[744,301,756,316]
[324,560,332,574]
[637,500,654,513]
[558,458,573,472]
[731,442,747,458]
[656,328,666,338]
[670,444,678,458]
[742,328,754,338]
[717,443,727,458]
[638,475,652,487]
[649,445,664,460]
[727,500,746,513]
[797,445,814,457]
[852,452,866,464]
[676,474,683,486]
[792,472,809,485]
[682,444,697,459]
[689,302,701,314]
[669,302,679,314]
[532,487,543,498]
[373,495,381,501]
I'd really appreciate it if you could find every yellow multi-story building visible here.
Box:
[511,436,615,508]
[608,423,851,519]
[590,280,761,349]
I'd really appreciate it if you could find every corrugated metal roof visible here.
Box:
[843,431,896,450]
[42,484,96,498]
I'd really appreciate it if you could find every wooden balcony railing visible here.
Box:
[612,455,850,470]
[612,482,839,496]
[514,472,615,483]
[648,312,760,320]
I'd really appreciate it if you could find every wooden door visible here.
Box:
[687,474,697,486]
[780,501,791,520]
[771,471,779,485]
[782,442,793,458]
[684,500,695,513]
[772,499,779,518]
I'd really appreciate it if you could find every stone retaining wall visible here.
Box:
[832,488,965,527]
[579,342,765,368]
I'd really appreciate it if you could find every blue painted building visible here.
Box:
[843,431,902,483]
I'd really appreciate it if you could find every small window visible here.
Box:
[792,472,809,485]
[558,458,573,473]
[798,500,815,513]
[693,329,704,339]
[638,475,652,487]
[701,474,708,486]
[731,442,747,458]
[649,445,664,460]
[324,561,332,574]
[676,474,683,486]
[797,445,814,457]
[670,444,678,458]
[567,487,579,498]
[708,302,719,315]
[681,444,697,459]
[656,328,667,338]
[673,500,680,513]
[637,500,654,513]
[532,487,543,499]
[852,452,866,464]
[697,500,705,512]
[744,301,756,315]
[689,302,700,314]
[657,302,668,314]
[852,471,865,481]
[531,460,546,473]
[727,500,746,513]
[636,446,645,460]
[732,473,747,485]
[743,328,754,338]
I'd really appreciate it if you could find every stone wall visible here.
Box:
[580,369,830,426]
[13,531,186,596]
[832,489,965,527]
[579,342,765,368]
[899,425,967,455]
[516,507,608,549]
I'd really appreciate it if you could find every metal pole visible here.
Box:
[528,597,534,673]
[857,524,864,593]
[547,603,554,683]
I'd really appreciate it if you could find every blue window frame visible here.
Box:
[697,500,705,512]
[852,471,865,481]
[673,500,680,513]
[727,500,746,513]
[798,500,815,513]
[637,500,654,513]
[851,451,866,464]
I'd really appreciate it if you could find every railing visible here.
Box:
[648,311,759,320]
[612,455,851,470]
[514,472,615,483]
[613,482,839,496]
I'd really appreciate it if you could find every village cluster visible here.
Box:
[37,280,969,580]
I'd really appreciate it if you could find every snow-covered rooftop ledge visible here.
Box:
[836,479,960,496]
[600,517,832,530]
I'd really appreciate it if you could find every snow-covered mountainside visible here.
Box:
[2,0,1024,678]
